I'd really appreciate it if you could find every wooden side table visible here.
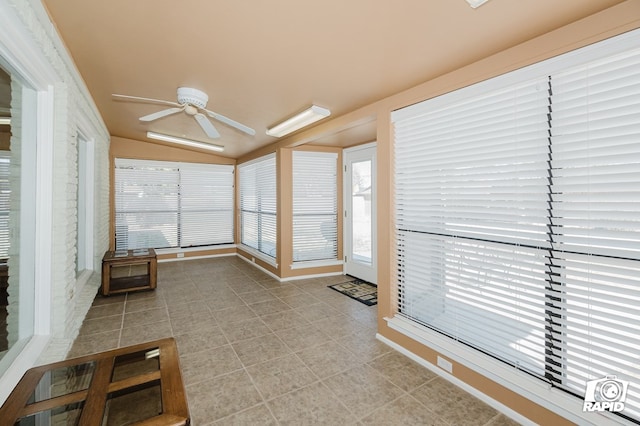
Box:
[101,249,157,296]
[0,338,190,425]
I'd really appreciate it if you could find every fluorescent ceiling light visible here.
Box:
[465,0,490,8]
[266,105,331,138]
[0,118,10,125]
[146,132,224,152]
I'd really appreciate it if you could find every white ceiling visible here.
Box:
[42,0,624,158]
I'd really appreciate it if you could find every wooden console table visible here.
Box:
[102,249,157,296]
[0,338,190,425]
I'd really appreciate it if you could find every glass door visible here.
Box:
[344,143,376,284]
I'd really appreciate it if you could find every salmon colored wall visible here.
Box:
[276,148,286,277]
[155,247,236,262]
[110,136,236,164]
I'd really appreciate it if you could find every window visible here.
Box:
[292,151,338,263]
[0,151,9,261]
[179,163,235,247]
[238,153,277,259]
[114,159,234,250]
[0,63,39,376]
[76,134,94,275]
[393,33,640,422]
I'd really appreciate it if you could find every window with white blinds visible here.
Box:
[114,159,234,250]
[0,151,9,260]
[238,153,277,258]
[292,151,338,262]
[180,164,235,247]
[393,35,640,423]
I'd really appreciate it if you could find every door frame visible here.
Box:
[343,142,377,284]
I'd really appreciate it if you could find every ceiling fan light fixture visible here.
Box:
[266,105,331,138]
[465,0,490,8]
[177,87,208,109]
[146,131,224,152]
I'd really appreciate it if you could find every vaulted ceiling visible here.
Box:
[42,0,624,158]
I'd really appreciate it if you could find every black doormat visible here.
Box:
[328,279,377,306]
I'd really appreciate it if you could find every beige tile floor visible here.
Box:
[70,256,521,426]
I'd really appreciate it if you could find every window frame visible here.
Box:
[113,158,235,251]
[75,132,95,278]
[238,153,277,265]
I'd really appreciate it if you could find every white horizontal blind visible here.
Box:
[550,49,640,258]
[114,159,234,250]
[395,77,552,376]
[395,78,552,246]
[115,159,179,250]
[0,151,10,259]
[393,41,640,422]
[548,48,640,419]
[179,163,234,246]
[292,151,338,262]
[238,153,277,258]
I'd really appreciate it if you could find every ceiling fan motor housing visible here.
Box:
[177,87,208,108]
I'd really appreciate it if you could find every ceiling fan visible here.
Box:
[112,87,256,139]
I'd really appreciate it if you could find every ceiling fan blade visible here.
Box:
[194,113,220,139]
[112,94,181,108]
[205,109,256,136]
[139,107,184,122]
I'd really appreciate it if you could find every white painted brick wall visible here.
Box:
[6,0,111,364]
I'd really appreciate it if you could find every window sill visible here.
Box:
[238,245,278,268]
[155,244,236,256]
[384,315,623,426]
[0,335,50,406]
[75,269,93,287]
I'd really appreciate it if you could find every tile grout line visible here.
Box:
[215,323,283,424]
[116,293,127,347]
